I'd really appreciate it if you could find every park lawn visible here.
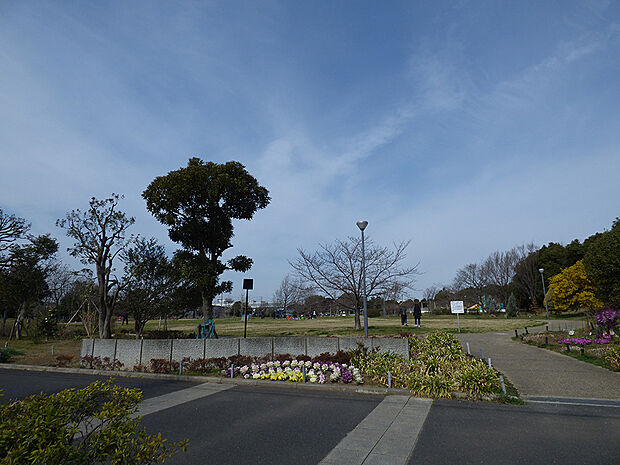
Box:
[0,315,545,367]
[1,337,81,367]
[142,314,546,337]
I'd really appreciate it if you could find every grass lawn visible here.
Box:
[141,314,546,337]
[0,314,546,367]
[1,338,81,367]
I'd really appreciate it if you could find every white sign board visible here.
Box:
[450,301,465,314]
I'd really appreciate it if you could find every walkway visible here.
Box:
[457,322,620,401]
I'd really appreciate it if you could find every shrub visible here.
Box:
[149,358,180,374]
[142,330,192,339]
[595,307,620,335]
[603,345,620,371]
[80,355,124,371]
[0,348,24,363]
[0,379,187,464]
[506,293,518,317]
[55,355,74,367]
[351,331,502,398]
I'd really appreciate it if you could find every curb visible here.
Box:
[0,362,410,397]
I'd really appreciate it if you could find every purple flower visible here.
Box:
[595,307,620,333]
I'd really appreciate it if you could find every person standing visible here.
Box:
[399,307,408,326]
[413,301,422,327]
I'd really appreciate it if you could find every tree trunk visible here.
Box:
[98,298,112,338]
[12,303,27,340]
[201,292,213,320]
[135,320,144,339]
[354,307,361,330]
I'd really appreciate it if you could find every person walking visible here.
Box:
[413,301,422,327]
[399,307,408,326]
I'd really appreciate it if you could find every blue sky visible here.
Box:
[1,0,619,302]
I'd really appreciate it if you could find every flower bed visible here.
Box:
[351,332,504,399]
[520,329,619,372]
[225,359,363,384]
[557,334,612,346]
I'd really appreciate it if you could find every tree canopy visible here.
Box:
[583,218,620,307]
[142,158,270,319]
[547,260,603,314]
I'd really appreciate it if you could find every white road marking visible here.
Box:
[319,396,432,465]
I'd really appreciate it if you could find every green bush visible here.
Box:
[603,345,620,371]
[351,331,502,398]
[506,293,518,317]
[0,379,187,464]
[0,348,24,363]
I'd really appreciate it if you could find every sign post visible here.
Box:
[450,300,464,333]
[243,279,253,338]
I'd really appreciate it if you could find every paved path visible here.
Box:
[457,325,620,400]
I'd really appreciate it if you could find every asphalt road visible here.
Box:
[2,368,619,464]
[0,368,197,401]
[412,399,620,464]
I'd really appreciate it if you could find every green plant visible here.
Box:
[0,348,24,363]
[0,379,187,464]
[603,345,620,371]
[55,355,74,367]
[351,331,503,398]
[506,293,518,317]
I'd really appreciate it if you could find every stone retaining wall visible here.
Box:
[81,336,409,369]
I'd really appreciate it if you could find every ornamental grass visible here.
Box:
[350,331,502,398]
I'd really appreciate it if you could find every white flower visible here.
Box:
[291,360,298,367]
[267,361,274,367]
[321,363,328,371]
[313,362,320,369]
[305,360,312,367]
[283,360,291,367]
[260,363,267,370]
[274,360,281,367]
[252,373,260,379]
[568,330,575,336]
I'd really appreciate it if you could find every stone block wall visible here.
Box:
[81,336,408,369]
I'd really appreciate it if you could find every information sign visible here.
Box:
[450,300,465,314]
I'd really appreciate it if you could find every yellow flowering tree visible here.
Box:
[547,260,603,316]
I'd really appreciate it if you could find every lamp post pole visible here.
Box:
[539,268,550,321]
[356,221,369,337]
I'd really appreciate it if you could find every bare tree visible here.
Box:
[512,243,540,307]
[423,284,440,310]
[273,274,307,314]
[482,249,520,304]
[290,236,418,330]
[57,194,135,339]
[46,265,76,309]
[453,263,487,291]
[0,209,30,265]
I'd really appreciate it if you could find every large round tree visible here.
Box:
[143,158,270,320]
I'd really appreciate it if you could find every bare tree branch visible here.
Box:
[290,236,418,330]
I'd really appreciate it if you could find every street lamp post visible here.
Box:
[356,220,369,337]
[539,268,550,320]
